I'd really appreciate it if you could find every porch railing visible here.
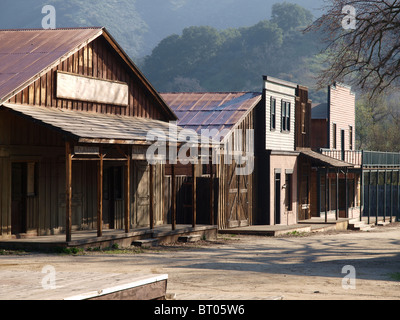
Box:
[320,149,363,167]
[320,149,400,168]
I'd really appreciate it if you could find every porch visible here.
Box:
[0,224,217,251]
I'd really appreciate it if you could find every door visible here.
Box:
[227,162,249,228]
[134,161,150,227]
[299,163,311,220]
[275,173,281,225]
[103,166,123,229]
[11,163,27,235]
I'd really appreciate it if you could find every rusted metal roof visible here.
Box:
[0,28,177,120]
[0,28,103,103]
[2,102,203,145]
[161,92,262,141]
[300,149,354,168]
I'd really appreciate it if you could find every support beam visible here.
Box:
[210,163,214,225]
[390,170,393,223]
[325,167,329,223]
[65,141,73,243]
[376,170,379,225]
[360,170,364,222]
[192,164,197,229]
[150,164,154,230]
[336,169,339,221]
[97,152,104,237]
[124,156,131,233]
[345,169,349,219]
[171,164,176,231]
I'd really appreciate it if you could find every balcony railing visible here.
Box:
[320,149,363,167]
[320,149,400,168]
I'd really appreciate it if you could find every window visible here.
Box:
[349,126,353,150]
[333,123,337,149]
[270,97,276,130]
[301,103,306,134]
[285,173,293,211]
[281,101,291,132]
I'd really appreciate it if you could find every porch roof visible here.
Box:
[300,149,354,168]
[1,102,214,145]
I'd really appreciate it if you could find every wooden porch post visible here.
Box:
[345,169,349,218]
[124,156,131,233]
[150,164,154,230]
[192,164,197,228]
[65,141,72,243]
[376,170,379,225]
[209,163,214,225]
[171,164,176,231]
[336,169,339,221]
[325,167,329,223]
[97,152,104,237]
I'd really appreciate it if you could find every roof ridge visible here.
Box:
[0,27,103,32]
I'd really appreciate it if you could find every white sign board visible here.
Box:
[57,71,129,106]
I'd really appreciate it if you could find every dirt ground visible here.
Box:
[0,223,399,300]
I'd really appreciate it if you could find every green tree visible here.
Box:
[271,2,314,33]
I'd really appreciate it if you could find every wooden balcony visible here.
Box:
[320,149,400,169]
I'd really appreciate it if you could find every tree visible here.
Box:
[307,0,400,98]
[271,2,314,32]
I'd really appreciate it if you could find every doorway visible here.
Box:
[275,172,281,225]
[103,166,123,229]
[11,163,27,235]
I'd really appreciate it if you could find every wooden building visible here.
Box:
[161,92,261,229]
[300,82,360,221]
[0,28,213,243]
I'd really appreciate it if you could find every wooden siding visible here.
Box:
[6,36,169,121]
[329,83,356,151]
[311,119,329,149]
[264,77,297,152]
[295,86,312,149]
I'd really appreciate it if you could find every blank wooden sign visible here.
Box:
[56,71,129,106]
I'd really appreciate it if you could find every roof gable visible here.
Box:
[0,28,176,121]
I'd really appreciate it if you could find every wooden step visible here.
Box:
[131,239,159,248]
[178,235,202,243]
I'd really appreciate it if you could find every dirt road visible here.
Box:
[1,223,399,300]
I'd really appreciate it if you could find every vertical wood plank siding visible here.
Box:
[7,36,168,121]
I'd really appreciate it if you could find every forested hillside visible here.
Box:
[141,3,327,102]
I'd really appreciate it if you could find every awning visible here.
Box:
[2,103,217,146]
[300,149,354,168]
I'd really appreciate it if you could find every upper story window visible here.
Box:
[349,126,353,150]
[281,100,291,132]
[333,123,337,149]
[270,97,276,130]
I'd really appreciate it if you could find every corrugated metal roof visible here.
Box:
[161,92,262,141]
[2,103,204,145]
[0,28,103,103]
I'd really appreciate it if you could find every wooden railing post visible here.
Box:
[65,141,72,243]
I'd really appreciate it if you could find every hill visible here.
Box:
[1,0,324,58]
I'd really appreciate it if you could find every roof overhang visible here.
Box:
[1,103,218,147]
[299,149,354,168]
